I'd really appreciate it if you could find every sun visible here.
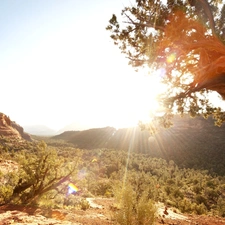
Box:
[58,64,168,130]
[108,68,167,129]
[132,70,167,121]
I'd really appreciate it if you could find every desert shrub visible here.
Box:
[195,195,207,206]
[217,196,225,217]
[61,195,86,209]
[172,187,184,199]
[113,182,156,225]
[0,141,81,205]
[164,185,171,195]
[106,164,119,177]
[136,191,156,225]
[0,185,13,204]
[165,199,176,208]
[178,198,193,213]
[192,203,207,215]
[88,179,112,196]
[192,185,202,194]
[80,199,90,210]
[204,187,219,202]
[113,183,135,225]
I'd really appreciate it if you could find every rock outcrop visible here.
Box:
[0,113,32,141]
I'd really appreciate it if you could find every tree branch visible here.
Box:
[188,0,216,35]
[123,12,164,31]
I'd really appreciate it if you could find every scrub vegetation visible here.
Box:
[1,136,225,224]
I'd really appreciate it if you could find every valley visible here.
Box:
[1,114,225,224]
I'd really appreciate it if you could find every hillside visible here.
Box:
[1,122,225,224]
[52,116,225,175]
[0,113,32,141]
[53,127,117,149]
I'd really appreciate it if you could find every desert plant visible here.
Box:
[88,179,112,196]
[192,203,207,215]
[1,141,81,205]
[136,191,156,225]
[217,196,225,217]
[113,183,135,225]
[80,198,90,210]
[0,185,13,204]
[113,182,156,225]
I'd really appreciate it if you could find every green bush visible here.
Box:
[113,182,156,225]
[192,203,207,215]
[1,141,81,205]
[0,185,13,204]
[217,196,225,217]
[80,199,90,210]
[178,198,193,213]
[136,191,156,225]
[89,179,112,196]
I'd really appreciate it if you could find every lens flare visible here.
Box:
[68,183,78,194]
[167,53,176,63]
[156,68,166,79]
[91,158,97,163]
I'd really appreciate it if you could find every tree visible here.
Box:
[2,141,81,205]
[106,0,225,128]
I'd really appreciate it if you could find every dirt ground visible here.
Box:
[1,198,225,225]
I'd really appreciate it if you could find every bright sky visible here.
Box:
[0,0,166,130]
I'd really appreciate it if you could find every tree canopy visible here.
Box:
[106,0,225,129]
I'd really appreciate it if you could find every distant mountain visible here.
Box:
[53,127,117,149]
[52,116,225,175]
[23,125,57,136]
[0,113,32,141]
[57,122,91,134]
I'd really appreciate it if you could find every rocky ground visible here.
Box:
[1,198,225,225]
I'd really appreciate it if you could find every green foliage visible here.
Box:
[113,182,156,225]
[80,199,90,210]
[136,191,156,225]
[107,0,225,127]
[177,198,193,213]
[192,203,207,215]
[0,139,81,206]
[113,183,135,225]
[53,117,225,176]
[1,136,225,218]
[80,148,225,216]
[0,185,13,203]
[88,179,112,196]
[217,196,225,217]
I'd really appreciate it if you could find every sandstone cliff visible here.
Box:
[0,113,32,141]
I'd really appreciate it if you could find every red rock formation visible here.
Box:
[0,113,32,141]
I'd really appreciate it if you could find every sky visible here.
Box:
[0,0,166,130]
[1,0,225,131]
